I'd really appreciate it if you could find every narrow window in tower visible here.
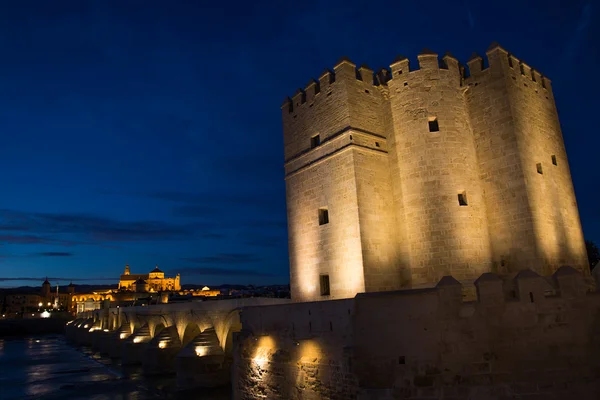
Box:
[428,117,439,132]
[520,64,525,75]
[375,142,380,147]
[552,155,557,166]
[311,134,320,149]
[320,275,330,296]
[318,207,329,225]
[458,191,468,206]
[536,163,543,174]
[507,55,513,68]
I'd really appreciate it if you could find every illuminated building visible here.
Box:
[282,44,589,302]
[119,265,181,292]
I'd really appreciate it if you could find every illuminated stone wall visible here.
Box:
[467,46,589,277]
[233,268,600,399]
[387,53,492,286]
[283,43,589,302]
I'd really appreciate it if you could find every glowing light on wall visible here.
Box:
[133,337,143,344]
[40,311,50,319]
[298,340,321,362]
[83,324,89,328]
[120,333,127,339]
[195,346,208,357]
[158,341,168,349]
[252,336,275,369]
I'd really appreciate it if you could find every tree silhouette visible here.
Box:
[586,240,600,271]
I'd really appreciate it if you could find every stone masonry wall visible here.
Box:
[234,268,600,400]
[283,43,589,303]
[387,54,492,286]
[286,150,366,302]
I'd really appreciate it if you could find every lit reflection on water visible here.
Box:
[0,335,230,400]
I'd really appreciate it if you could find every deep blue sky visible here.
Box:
[0,1,597,287]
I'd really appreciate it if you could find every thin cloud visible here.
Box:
[0,209,202,243]
[174,267,276,277]
[564,3,592,61]
[181,253,260,265]
[0,234,81,246]
[467,8,475,30]
[34,252,74,257]
[0,277,115,282]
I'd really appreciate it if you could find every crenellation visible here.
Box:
[417,48,439,70]
[508,53,519,70]
[442,53,461,85]
[333,56,357,80]
[357,64,374,84]
[304,78,319,102]
[466,52,484,76]
[389,55,409,77]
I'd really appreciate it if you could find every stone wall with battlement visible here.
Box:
[233,268,600,399]
[283,43,589,303]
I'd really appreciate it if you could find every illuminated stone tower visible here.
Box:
[282,42,588,303]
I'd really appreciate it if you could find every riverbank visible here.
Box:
[0,318,71,338]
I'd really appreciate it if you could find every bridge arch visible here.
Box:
[216,309,242,356]
[181,322,202,347]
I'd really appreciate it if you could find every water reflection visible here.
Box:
[0,335,230,399]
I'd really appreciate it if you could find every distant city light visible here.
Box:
[38,302,43,307]
[41,311,51,318]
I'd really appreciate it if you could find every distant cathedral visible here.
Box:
[118,264,181,292]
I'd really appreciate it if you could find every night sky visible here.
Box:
[0,1,597,288]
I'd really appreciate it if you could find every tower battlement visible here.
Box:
[283,42,589,303]
[283,44,553,119]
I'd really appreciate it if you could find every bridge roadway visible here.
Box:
[65,297,289,389]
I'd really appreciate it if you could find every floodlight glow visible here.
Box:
[195,346,208,357]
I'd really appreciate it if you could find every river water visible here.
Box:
[0,335,231,400]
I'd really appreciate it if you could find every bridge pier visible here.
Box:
[142,325,181,375]
[98,330,114,354]
[75,318,94,346]
[91,329,111,352]
[64,319,80,342]
[121,324,152,365]
[108,323,131,358]
[176,328,230,389]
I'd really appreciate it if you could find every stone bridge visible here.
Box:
[65,297,288,389]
